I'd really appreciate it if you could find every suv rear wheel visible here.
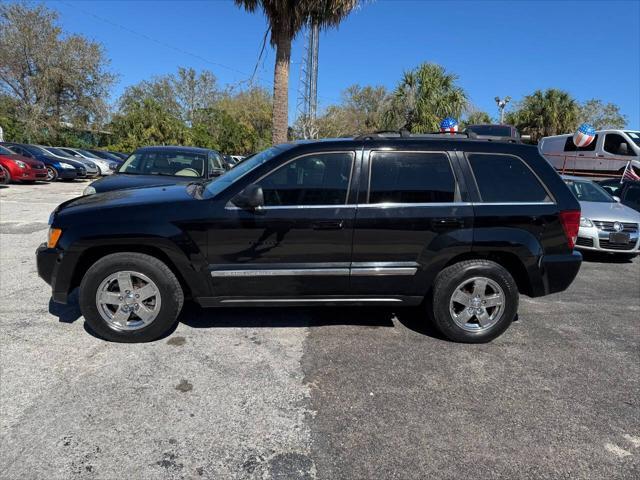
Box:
[432,259,518,343]
[79,252,184,342]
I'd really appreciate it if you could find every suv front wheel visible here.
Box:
[432,259,519,343]
[79,252,184,342]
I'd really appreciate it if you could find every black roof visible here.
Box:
[134,145,219,154]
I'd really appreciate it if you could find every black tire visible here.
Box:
[0,165,10,184]
[431,259,519,343]
[46,166,58,182]
[79,252,184,343]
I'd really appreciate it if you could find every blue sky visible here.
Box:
[49,0,640,127]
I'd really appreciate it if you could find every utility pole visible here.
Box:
[495,96,511,124]
[295,20,320,139]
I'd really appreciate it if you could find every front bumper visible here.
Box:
[576,224,640,253]
[57,168,84,179]
[15,169,47,181]
[36,243,76,303]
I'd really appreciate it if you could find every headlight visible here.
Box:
[580,217,593,227]
[12,159,27,168]
[109,162,118,170]
[59,162,76,170]
[83,185,96,196]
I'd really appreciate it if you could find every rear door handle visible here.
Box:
[313,220,344,230]
[430,218,465,230]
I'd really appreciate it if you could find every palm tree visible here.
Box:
[234,0,359,144]
[385,63,468,133]
[507,89,579,142]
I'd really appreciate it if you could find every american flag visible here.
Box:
[572,123,596,148]
[622,160,640,183]
[440,117,458,134]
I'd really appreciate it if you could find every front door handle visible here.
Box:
[430,218,465,230]
[313,220,344,230]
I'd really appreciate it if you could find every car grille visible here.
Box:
[576,237,594,247]
[32,163,45,170]
[593,221,638,233]
[599,239,637,251]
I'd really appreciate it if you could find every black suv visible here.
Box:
[37,134,582,343]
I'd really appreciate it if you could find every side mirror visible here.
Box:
[209,168,226,178]
[613,196,621,203]
[232,184,264,211]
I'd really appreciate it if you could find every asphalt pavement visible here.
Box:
[1,180,638,479]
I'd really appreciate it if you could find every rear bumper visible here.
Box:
[533,251,582,297]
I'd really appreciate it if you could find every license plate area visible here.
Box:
[609,232,630,244]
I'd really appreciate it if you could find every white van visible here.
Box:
[539,129,640,177]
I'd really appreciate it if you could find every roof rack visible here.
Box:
[354,130,479,140]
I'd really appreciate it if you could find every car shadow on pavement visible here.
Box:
[580,251,636,264]
[48,291,448,341]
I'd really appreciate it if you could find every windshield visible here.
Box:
[118,150,208,177]
[624,131,640,147]
[204,145,293,199]
[0,146,14,155]
[564,179,614,203]
[44,147,73,158]
[76,149,102,159]
[466,125,514,137]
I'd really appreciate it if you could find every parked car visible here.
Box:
[563,175,639,257]
[464,124,522,142]
[0,145,48,183]
[55,147,113,176]
[38,134,583,344]
[598,179,640,213]
[0,142,86,181]
[85,149,124,163]
[83,146,226,195]
[108,151,129,161]
[37,146,99,178]
[540,130,640,177]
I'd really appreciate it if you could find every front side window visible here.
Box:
[368,151,456,204]
[624,185,640,203]
[468,153,551,203]
[604,134,634,156]
[209,152,223,170]
[259,152,354,206]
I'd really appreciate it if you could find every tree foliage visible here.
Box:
[384,63,468,133]
[505,89,579,142]
[0,2,115,143]
[578,99,627,130]
[463,110,493,126]
[234,0,359,144]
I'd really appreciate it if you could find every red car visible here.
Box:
[0,145,48,183]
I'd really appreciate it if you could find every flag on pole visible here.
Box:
[621,160,640,183]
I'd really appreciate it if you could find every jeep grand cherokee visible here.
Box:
[37,133,582,343]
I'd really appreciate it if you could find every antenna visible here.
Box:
[295,20,320,139]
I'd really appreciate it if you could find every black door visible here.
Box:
[350,149,473,298]
[206,151,358,300]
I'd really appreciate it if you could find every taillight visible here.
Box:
[559,210,580,250]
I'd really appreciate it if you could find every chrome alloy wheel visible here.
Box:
[449,276,505,332]
[46,167,57,181]
[95,271,162,331]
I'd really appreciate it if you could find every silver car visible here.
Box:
[563,175,640,257]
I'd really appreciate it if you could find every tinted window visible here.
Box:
[368,152,455,204]
[624,131,640,147]
[624,185,640,203]
[604,134,635,156]
[259,152,354,206]
[466,125,513,137]
[468,153,551,203]
[563,135,598,152]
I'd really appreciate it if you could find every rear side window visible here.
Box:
[368,151,456,204]
[563,135,598,152]
[468,153,551,203]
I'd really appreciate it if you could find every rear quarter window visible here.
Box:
[468,153,552,203]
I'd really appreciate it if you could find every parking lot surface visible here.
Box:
[1,181,639,479]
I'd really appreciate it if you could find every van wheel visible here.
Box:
[79,252,184,343]
[431,260,518,343]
